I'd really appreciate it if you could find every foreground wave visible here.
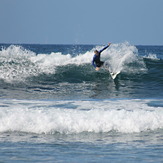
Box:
[0,99,163,134]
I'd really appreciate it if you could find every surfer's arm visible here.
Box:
[99,43,111,53]
[92,59,96,68]
[92,55,97,68]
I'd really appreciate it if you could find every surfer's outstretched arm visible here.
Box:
[99,43,111,53]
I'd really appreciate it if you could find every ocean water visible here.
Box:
[0,42,163,162]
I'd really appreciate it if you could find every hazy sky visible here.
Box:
[0,0,162,45]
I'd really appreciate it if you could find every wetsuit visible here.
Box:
[92,45,109,68]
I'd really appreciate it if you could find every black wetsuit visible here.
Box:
[92,45,109,68]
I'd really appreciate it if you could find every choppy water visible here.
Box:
[0,42,163,162]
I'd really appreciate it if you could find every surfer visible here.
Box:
[92,43,111,71]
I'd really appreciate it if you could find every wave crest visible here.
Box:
[0,43,161,83]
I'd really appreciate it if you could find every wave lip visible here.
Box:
[0,42,148,82]
[0,45,93,82]
[0,45,39,82]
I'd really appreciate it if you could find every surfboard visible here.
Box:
[103,63,120,79]
[109,71,120,79]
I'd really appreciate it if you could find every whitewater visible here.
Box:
[0,42,163,162]
[0,99,163,134]
[0,42,146,82]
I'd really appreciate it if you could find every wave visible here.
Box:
[0,45,93,82]
[0,43,162,83]
[0,99,163,134]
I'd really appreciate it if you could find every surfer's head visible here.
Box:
[94,50,99,55]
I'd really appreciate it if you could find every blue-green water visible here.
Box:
[0,42,163,162]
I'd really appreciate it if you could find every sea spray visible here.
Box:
[0,42,147,82]
[102,42,147,74]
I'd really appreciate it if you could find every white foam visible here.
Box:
[144,53,160,60]
[0,45,93,82]
[101,42,147,74]
[0,43,147,82]
[0,99,163,134]
[0,45,39,82]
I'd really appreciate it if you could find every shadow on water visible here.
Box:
[90,72,121,99]
[113,77,120,91]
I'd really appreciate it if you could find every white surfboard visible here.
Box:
[103,63,120,79]
[109,71,120,79]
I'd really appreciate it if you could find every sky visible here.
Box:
[0,0,163,45]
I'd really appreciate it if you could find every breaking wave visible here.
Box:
[0,99,163,134]
[1,42,161,83]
